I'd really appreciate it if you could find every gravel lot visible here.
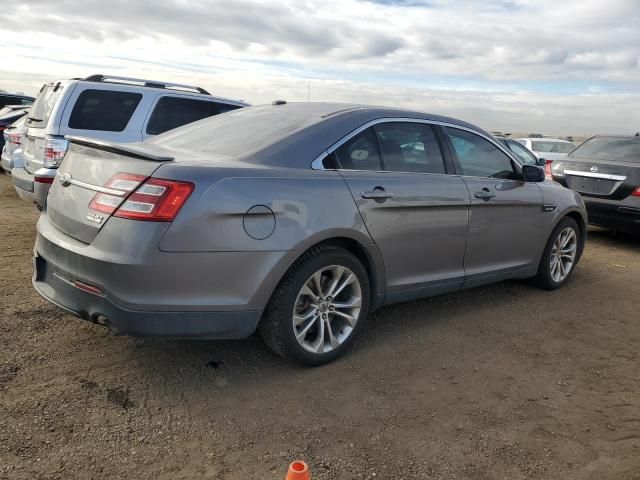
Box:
[1,172,639,480]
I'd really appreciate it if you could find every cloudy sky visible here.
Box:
[1,0,639,135]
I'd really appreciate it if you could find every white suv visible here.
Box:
[13,74,248,208]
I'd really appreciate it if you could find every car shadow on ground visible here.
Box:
[586,226,640,251]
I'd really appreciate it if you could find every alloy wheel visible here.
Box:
[550,227,577,283]
[292,265,362,354]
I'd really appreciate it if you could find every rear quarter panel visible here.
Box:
[155,163,385,304]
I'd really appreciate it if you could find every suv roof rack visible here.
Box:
[83,74,211,95]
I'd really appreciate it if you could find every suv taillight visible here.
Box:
[632,187,640,197]
[543,159,553,177]
[7,131,23,145]
[88,173,193,222]
[43,136,69,168]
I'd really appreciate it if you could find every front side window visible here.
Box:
[373,122,445,174]
[445,127,515,179]
[69,89,142,132]
[146,97,221,135]
[335,127,382,171]
[506,140,538,165]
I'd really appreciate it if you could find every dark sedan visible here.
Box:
[550,135,640,232]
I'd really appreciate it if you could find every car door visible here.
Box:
[335,121,470,304]
[443,127,544,288]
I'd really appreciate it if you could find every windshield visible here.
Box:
[27,84,63,128]
[570,136,640,163]
[531,141,576,153]
[150,105,321,158]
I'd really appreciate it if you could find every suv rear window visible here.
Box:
[68,89,142,132]
[26,85,63,128]
[146,97,222,135]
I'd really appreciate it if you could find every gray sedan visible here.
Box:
[33,103,587,365]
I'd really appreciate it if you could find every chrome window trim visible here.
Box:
[563,170,627,181]
[311,117,522,171]
[65,176,127,196]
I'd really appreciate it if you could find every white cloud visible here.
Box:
[1,0,639,134]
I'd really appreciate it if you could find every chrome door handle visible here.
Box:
[362,187,393,202]
[474,189,496,200]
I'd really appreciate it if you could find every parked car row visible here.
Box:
[2,72,637,365]
[5,74,248,208]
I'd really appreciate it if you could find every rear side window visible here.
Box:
[446,127,515,179]
[373,122,445,174]
[26,85,63,128]
[217,103,242,114]
[146,97,221,135]
[335,128,382,171]
[68,89,142,132]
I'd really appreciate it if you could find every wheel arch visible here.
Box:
[256,233,386,320]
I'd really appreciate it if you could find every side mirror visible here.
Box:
[537,157,547,167]
[522,164,545,182]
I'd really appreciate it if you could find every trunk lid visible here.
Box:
[46,138,174,244]
[553,156,640,200]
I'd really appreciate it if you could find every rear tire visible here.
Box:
[258,244,370,366]
[533,217,581,290]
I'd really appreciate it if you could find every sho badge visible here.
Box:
[86,212,105,225]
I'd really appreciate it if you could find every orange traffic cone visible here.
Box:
[286,460,310,480]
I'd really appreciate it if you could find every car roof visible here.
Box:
[518,137,573,143]
[42,76,247,106]
[152,102,497,168]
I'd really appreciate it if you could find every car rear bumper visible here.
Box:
[32,215,293,339]
[11,167,53,207]
[584,197,640,231]
[1,150,16,173]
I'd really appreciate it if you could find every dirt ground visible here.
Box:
[1,172,639,480]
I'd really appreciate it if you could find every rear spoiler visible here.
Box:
[64,135,174,162]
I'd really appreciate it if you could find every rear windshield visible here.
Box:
[532,141,576,153]
[150,105,319,158]
[26,84,63,128]
[570,136,640,163]
[69,89,142,132]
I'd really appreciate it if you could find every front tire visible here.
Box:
[533,217,581,290]
[259,244,371,366]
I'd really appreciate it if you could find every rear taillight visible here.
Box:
[88,173,147,214]
[114,178,194,221]
[88,173,193,222]
[632,187,640,197]
[544,159,553,177]
[7,131,22,145]
[43,136,69,168]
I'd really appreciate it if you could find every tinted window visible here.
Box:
[506,140,538,165]
[146,97,221,135]
[446,127,515,179]
[69,89,142,131]
[217,102,243,114]
[335,128,382,171]
[570,136,640,163]
[373,122,445,174]
[532,141,576,153]
[26,85,63,128]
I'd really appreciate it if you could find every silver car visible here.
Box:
[517,137,577,161]
[14,74,247,209]
[33,103,587,365]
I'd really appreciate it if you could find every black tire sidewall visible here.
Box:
[271,248,370,366]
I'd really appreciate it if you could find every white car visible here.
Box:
[516,137,577,161]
